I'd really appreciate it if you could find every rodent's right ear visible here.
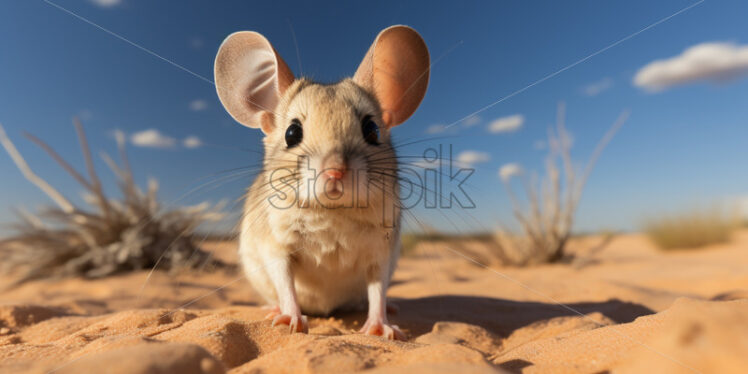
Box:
[214,31,294,132]
[354,26,429,128]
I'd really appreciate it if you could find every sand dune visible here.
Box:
[1,232,747,373]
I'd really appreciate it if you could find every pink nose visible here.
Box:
[323,167,346,180]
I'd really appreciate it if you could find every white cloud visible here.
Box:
[189,99,208,111]
[425,124,447,134]
[183,136,203,149]
[410,151,488,170]
[410,160,439,169]
[426,115,481,134]
[462,115,481,127]
[89,0,122,7]
[456,151,490,168]
[131,129,176,149]
[499,163,523,182]
[582,77,613,96]
[634,42,748,91]
[488,114,524,134]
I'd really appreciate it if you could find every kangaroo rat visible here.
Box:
[214,25,429,340]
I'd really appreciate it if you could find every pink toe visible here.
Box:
[272,314,291,327]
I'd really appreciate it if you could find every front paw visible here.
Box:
[271,313,308,333]
[360,318,406,341]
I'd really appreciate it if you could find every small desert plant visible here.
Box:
[0,119,226,286]
[492,104,628,265]
[644,208,737,250]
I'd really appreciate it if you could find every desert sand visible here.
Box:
[1,231,747,373]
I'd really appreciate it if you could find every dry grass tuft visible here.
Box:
[644,208,737,250]
[0,119,227,286]
[492,104,628,265]
[400,232,495,256]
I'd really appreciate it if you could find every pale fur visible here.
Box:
[239,79,401,315]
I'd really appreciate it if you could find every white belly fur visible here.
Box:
[239,205,399,316]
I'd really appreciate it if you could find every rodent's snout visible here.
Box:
[323,168,346,181]
[321,153,348,181]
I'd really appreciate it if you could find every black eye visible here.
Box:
[285,119,303,148]
[361,116,379,145]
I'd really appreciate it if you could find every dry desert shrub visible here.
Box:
[0,119,226,286]
[644,208,737,250]
[491,104,629,265]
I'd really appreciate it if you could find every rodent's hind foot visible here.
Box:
[271,313,308,333]
[360,318,406,341]
[262,305,281,320]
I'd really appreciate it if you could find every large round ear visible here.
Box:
[354,26,430,127]
[214,31,294,132]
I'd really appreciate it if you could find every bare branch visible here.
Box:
[100,151,126,181]
[113,130,144,204]
[13,207,45,229]
[0,123,75,213]
[1,122,228,285]
[74,118,111,218]
[493,105,627,265]
[22,132,93,191]
[575,110,630,204]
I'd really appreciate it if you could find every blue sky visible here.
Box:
[1,0,748,235]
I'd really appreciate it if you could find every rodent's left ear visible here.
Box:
[354,26,430,127]
[214,31,294,132]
